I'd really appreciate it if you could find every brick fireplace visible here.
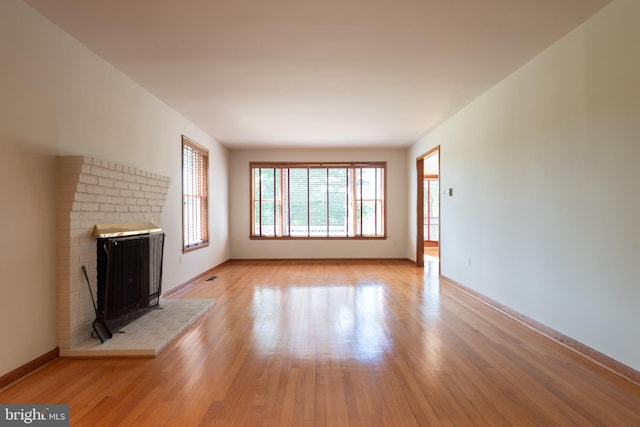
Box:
[55,156,170,351]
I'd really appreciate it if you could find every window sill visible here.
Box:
[249,236,387,240]
[183,242,210,253]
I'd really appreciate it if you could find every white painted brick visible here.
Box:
[109,171,124,182]
[81,202,99,211]
[98,177,114,188]
[120,189,133,197]
[99,204,115,212]
[105,188,120,197]
[56,263,71,277]
[136,176,149,185]
[133,191,144,198]
[129,205,141,212]
[116,205,129,213]
[58,327,71,340]
[90,166,110,178]
[111,196,126,205]
[79,174,98,185]
[93,212,107,221]
[56,253,71,267]
[115,181,128,190]
[57,290,71,305]
[86,184,105,195]
[58,309,71,322]
[55,237,69,253]
[96,194,112,204]
[69,213,84,223]
[128,183,141,191]
[75,193,98,202]
[123,174,136,183]
[70,227,89,239]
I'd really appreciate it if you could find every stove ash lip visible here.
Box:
[92,222,162,239]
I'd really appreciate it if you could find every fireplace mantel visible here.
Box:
[92,222,162,238]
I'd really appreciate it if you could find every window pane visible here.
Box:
[308,168,327,236]
[328,168,347,236]
[424,179,439,242]
[357,168,383,236]
[260,168,275,236]
[288,168,309,236]
[253,169,260,235]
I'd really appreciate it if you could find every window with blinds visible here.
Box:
[182,136,209,251]
[250,162,386,238]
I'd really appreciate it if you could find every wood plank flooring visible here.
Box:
[2,259,640,426]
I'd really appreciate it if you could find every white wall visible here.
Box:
[408,0,640,371]
[229,148,407,259]
[0,0,229,377]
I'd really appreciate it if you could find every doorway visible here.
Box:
[416,146,440,268]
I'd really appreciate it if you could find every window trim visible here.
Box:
[249,161,387,240]
[182,135,209,252]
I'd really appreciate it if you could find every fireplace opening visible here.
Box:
[93,223,165,332]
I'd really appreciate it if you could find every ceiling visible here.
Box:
[23,0,610,149]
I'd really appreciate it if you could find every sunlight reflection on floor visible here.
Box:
[251,284,390,362]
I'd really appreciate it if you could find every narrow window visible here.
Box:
[182,136,209,251]
[250,162,386,239]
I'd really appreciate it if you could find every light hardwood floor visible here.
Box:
[424,247,439,260]
[2,259,640,426]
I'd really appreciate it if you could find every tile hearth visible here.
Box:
[60,299,215,357]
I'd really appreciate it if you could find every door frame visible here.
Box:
[416,146,440,268]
